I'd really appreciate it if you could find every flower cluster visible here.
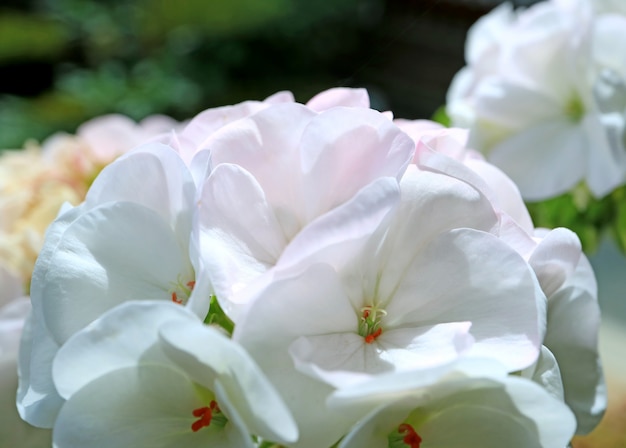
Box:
[18,88,604,447]
[447,0,626,202]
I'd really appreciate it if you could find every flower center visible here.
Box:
[564,94,585,122]
[169,276,195,305]
[191,400,227,432]
[388,423,422,448]
[358,305,386,343]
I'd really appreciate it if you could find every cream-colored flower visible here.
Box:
[0,114,181,288]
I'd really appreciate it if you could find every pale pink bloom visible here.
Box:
[171,87,371,168]
[196,103,414,321]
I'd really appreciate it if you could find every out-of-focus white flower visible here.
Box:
[50,301,297,448]
[447,0,626,200]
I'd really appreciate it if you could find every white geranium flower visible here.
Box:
[18,144,212,427]
[234,167,545,447]
[403,122,606,434]
[51,301,297,448]
[329,360,576,448]
[448,0,626,200]
[197,103,414,320]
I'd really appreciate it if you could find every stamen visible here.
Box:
[364,327,382,344]
[358,305,386,343]
[169,275,195,305]
[172,292,183,304]
[191,401,221,432]
[398,424,422,448]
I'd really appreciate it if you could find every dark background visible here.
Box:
[0,0,540,148]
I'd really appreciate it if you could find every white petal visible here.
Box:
[306,87,370,111]
[529,228,581,297]
[41,202,194,344]
[16,312,63,428]
[197,164,287,306]
[289,322,473,388]
[544,255,605,434]
[277,177,400,271]
[52,301,196,400]
[299,107,413,220]
[159,320,298,444]
[85,143,195,237]
[386,229,544,372]
[52,365,252,448]
[488,119,587,200]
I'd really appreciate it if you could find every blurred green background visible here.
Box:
[0,0,530,149]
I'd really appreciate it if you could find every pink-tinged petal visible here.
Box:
[207,103,317,217]
[159,320,298,445]
[414,150,500,210]
[306,87,370,111]
[179,101,268,154]
[53,365,253,448]
[544,255,605,434]
[85,143,196,237]
[497,214,537,260]
[386,229,545,372]
[263,90,295,104]
[277,177,400,271]
[299,107,413,220]
[52,301,196,400]
[488,120,587,200]
[197,164,287,310]
[529,228,581,297]
[41,202,194,344]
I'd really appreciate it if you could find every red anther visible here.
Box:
[191,407,213,432]
[209,400,219,412]
[171,292,183,304]
[187,281,196,289]
[363,309,370,319]
[398,424,422,448]
[364,327,382,344]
